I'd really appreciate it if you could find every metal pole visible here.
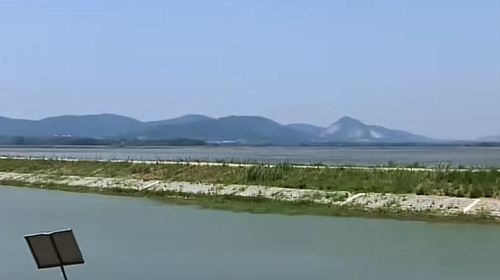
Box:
[60,266,68,280]
[49,235,69,280]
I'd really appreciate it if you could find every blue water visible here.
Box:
[2,186,500,280]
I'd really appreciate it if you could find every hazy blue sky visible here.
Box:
[1,0,499,139]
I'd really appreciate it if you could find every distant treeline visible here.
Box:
[0,136,206,146]
[0,135,499,147]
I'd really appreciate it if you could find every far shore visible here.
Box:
[1,155,499,172]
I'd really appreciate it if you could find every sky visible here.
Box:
[0,0,499,140]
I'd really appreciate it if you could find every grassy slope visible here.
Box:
[1,159,499,198]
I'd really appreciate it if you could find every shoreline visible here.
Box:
[1,171,499,224]
[1,155,499,172]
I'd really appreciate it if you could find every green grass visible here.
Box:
[1,159,500,198]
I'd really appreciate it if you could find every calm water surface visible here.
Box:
[1,186,500,280]
[1,146,500,166]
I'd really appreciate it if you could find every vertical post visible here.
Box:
[50,235,68,280]
[60,266,68,280]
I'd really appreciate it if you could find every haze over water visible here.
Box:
[1,146,500,167]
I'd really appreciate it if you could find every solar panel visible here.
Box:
[25,229,84,280]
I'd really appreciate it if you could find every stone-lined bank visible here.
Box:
[2,171,500,220]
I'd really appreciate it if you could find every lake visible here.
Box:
[1,146,500,166]
[2,186,500,280]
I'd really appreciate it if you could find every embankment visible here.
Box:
[2,170,500,223]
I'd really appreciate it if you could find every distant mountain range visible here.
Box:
[0,114,144,138]
[0,113,438,145]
